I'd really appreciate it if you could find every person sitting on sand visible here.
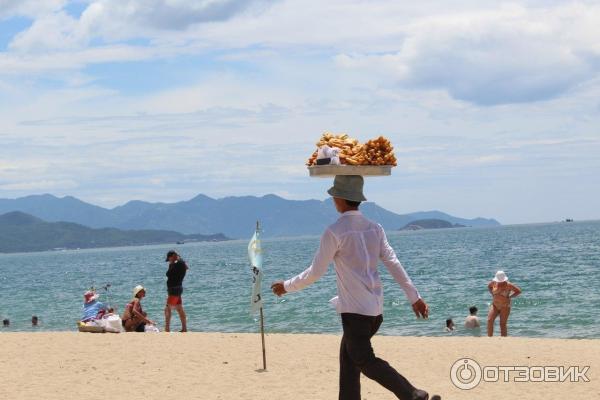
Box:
[81,290,108,322]
[487,270,522,337]
[122,285,155,332]
[464,306,480,329]
[445,318,455,332]
[271,175,440,400]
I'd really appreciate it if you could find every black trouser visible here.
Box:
[339,313,418,400]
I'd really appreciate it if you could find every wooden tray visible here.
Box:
[308,165,392,177]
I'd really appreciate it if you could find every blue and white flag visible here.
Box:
[248,227,264,314]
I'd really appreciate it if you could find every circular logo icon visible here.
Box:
[450,358,482,390]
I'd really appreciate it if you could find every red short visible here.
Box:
[166,295,182,306]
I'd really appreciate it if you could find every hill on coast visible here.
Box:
[0,211,228,253]
[400,218,466,230]
[0,194,500,239]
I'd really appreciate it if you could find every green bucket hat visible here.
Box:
[327,175,367,202]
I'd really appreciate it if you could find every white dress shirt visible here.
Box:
[284,210,421,316]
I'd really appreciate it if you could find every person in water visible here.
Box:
[2,319,9,327]
[271,175,440,400]
[81,290,108,322]
[164,250,188,332]
[122,285,155,332]
[464,306,480,329]
[445,318,455,332]
[487,271,522,337]
[31,315,39,327]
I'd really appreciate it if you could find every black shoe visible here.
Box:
[413,390,429,400]
[413,390,441,400]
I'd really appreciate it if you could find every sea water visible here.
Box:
[0,221,598,338]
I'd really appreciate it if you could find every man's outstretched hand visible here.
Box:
[271,281,287,297]
[412,298,429,319]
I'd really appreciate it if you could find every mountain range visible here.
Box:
[0,211,228,253]
[0,194,500,239]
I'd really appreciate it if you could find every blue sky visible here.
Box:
[0,0,599,224]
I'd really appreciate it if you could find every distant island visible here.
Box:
[400,219,467,231]
[0,212,229,253]
[0,193,501,239]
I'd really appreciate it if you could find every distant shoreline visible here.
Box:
[0,238,232,255]
[0,238,233,256]
[0,210,230,254]
[2,219,599,255]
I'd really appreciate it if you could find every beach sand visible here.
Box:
[1,333,598,399]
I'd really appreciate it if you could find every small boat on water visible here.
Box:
[565,218,574,223]
[176,241,185,244]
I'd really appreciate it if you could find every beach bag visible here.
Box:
[102,314,124,333]
[145,324,160,333]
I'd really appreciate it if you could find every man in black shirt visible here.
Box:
[165,250,188,332]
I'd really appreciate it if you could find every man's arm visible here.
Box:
[379,226,429,318]
[272,228,338,296]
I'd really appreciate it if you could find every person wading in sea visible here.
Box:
[271,175,440,400]
[164,250,188,332]
[487,270,522,337]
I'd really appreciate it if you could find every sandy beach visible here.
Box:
[0,333,598,399]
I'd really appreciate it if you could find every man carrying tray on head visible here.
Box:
[271,175,440,400]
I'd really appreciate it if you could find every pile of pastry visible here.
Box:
[306,132,397,166]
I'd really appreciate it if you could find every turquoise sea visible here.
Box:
[1,221,599,338]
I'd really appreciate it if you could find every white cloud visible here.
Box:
[335,3,600,105]
[471,154,515,165]
[7,0,274,52]
[0,179,78,191]
[82,0,273,35]
[1,1,600,222]
[496,137,600,150]
[6,0,600,110]
[10,11,86,51]
[0,0,66,19]
[0,43,190,75]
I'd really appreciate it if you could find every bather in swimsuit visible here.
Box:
[491,282,512,311]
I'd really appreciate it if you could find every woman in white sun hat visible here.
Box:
[487,270,522,337]
[122,285,155,332]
